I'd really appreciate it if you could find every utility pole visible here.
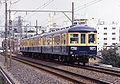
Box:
[9,9,12,67]
[4,0,8,68]
[18,16,22,53]
[72,2,74,26]
[25,24,29,38]
[35,20,38,35]
[18,16,22,39]
[12,19,15,53]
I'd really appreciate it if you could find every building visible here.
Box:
[73,19,88,25]
[96,21,120,51]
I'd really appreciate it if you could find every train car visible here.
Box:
[20,25,97,65]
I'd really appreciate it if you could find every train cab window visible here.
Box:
[81,34,86,44]
[88,34,96,44]
[70,34,79,44]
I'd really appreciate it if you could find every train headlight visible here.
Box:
[71,47,77,50]
[89,47,96,50]
[70,51,73,54]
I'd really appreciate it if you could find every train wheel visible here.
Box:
[66,56,71,65]
[60,55,64,62]
[22,52,25,56]
[69,56,74,64]
[83,57,89,66]
[58,55,60,62]
[83,62,86,66]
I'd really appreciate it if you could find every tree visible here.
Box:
[101,47,120,67]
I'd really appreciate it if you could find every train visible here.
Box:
[20,25,97,65]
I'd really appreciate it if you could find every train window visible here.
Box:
[43,37,46,45]
[46,38,50,45]
[33,38,35,46]
[32,39,34,46]
[36,38,39,46]
[81,34,86,44]
[30,39,32,47]
[70,34,79,44]
[46,36,52,46]
[88,34,96,44]
[54,35,60,45]
[39,38,41,45]
[61,34,66,45]
[34,38,36,46]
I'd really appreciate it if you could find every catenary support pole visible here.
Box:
[4,0,8,68]
[72,2,74,26]
[9,9,12,67]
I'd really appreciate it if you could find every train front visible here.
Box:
[68,26,97,64]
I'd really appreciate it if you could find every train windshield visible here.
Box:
[70,34,79,44]
[88,34,96,44]
[81,34,86,44]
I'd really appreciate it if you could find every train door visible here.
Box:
[61,33,67,55]
[80,33,86,46]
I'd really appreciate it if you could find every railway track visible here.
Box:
[0,67,15,84]
[45,55,120,78]
[76,64,120,77]
[12,55,110,84]
[42,56,120,78]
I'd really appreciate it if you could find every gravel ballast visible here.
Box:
[0,55,73,84]
[29,57,120,84]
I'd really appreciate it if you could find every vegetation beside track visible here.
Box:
[101,48,120,68]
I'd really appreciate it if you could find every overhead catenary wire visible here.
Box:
[41,13,71,26]
[0,0,21,25]
[8,0,103,27]
[54,0,103,25]
[12,0,102,25]
[9,0,21,4]
[75,0,103,12]
[9,0,22,16]
[44,0,103,26]
[24,0,54,19]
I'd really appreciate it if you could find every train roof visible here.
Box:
[21,25,97,40]
[42,25,97,36]
[68,25,97,32]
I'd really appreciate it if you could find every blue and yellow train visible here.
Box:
[20,25,97,65]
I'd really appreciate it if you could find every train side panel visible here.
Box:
[20,26,97,64]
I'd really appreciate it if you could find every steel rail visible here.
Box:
[0,67,15,84]
[12,56,110,84]
[74,64,120,77]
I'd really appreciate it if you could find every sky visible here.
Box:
[0,0,120,30]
